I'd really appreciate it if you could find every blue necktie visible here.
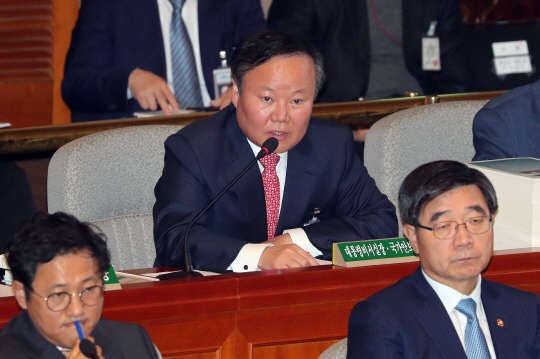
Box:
[455,298,492,359]
[169,0,203,109]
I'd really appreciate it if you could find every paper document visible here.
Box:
[133,109,194,118]
[0,284,13,298]
[0,123,10,129]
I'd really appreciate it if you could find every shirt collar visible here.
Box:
[422,269,483,315]
[246,138,288,161]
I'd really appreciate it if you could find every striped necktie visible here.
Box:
[169,0,203,109]
[455,298,492,359]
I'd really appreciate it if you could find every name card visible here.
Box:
[333,237,419,268]
[103,265,122,291]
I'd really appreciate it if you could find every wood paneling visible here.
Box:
[0,0,54,127]
[52,0,78,125]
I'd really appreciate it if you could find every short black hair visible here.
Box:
[6,212,111,295]
[232,29,325,98]
[398,160,498,226]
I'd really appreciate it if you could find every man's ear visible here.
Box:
[403,224,420,255]
[231,79,240,108]
[12,280,28,309]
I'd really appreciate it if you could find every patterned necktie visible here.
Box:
[260,154,280,240]
[455,298,492,359]
[169,0,203,109]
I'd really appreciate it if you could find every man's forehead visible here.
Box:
[420,185,488,216]
[34,251,99,286]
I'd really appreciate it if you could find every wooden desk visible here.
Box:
[0,91,503,156]
[1,250,538,359]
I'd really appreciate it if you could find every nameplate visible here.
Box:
[333,237,419,268]
[103,265,122,291]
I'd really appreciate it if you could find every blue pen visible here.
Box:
[75,320,85,340]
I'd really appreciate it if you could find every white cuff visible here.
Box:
[284,228,323,257]
[227,243,273,272]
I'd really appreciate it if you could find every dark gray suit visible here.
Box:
[0,310,160,359]
[473,79,540,161]
[347,267,540,358]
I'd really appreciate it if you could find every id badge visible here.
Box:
[422,37,441,71]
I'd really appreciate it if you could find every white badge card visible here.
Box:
[422,37,441,71]
[213,67,232,100]
[492,40,533,76]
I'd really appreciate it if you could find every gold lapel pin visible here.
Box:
[497,319,504,327]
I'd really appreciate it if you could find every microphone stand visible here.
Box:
[157,137,279,280]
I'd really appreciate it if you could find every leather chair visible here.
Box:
[48,125,183,270]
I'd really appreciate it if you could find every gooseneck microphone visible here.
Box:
[80,339,99,359]
[157,137,279,280]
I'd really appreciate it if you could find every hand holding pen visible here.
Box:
[69,321,105,359]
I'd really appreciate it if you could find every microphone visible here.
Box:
[157,137,279,279]
[80,339,99,359]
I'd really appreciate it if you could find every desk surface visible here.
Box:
[2,250,538,359]
[0,91,503,156]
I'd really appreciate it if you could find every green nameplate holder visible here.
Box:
[333,237,419,268]
[103,265,122,291]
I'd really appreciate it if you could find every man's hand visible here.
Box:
[69,338,105,359]
[258,244,319,270]
[209,86,232,110]
[128,68,179,115]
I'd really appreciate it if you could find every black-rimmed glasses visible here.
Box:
[417,216,492,239]
[29,285,104,312]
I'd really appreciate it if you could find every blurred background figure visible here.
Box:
[62,0,265,121]
[0,160,36,254]
[268,0,470,103]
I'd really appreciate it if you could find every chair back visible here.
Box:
[48,125,183,270]
[364,101,487,233]
[318,338,347,359]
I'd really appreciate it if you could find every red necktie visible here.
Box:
[260,153,280,240]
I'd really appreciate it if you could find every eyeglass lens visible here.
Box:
[432,216,490,239]
[46,286,103,311]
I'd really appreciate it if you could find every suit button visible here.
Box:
[244,265,248,270]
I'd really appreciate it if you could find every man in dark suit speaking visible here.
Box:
[0,212,160,359]
[348,161,540,358]
[153,30,398,273]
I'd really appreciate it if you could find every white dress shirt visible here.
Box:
[227,139,323,272]
[128,0,211,106]
[423,270,497,358]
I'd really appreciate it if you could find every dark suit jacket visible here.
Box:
[347,267,540,359]
[473,79,540,161]
[267,0,469,103]
[61,0,265,121]
[153,105,398,272]
[0,310,159,359]
[0,161,36,254]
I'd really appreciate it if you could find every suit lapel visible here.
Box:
[482,279,509,358]
[276,134,316,234]
[222,112,267,242]
[410,269,468,359]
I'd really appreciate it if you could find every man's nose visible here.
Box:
[272,101,289,122]
[65,293,84,317]
[453,223,473,247]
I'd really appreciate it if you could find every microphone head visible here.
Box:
[80,339,98,358]
[261,137,279,155]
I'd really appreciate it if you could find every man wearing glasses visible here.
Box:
[347,160,540,358]
[0,212,160,359]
